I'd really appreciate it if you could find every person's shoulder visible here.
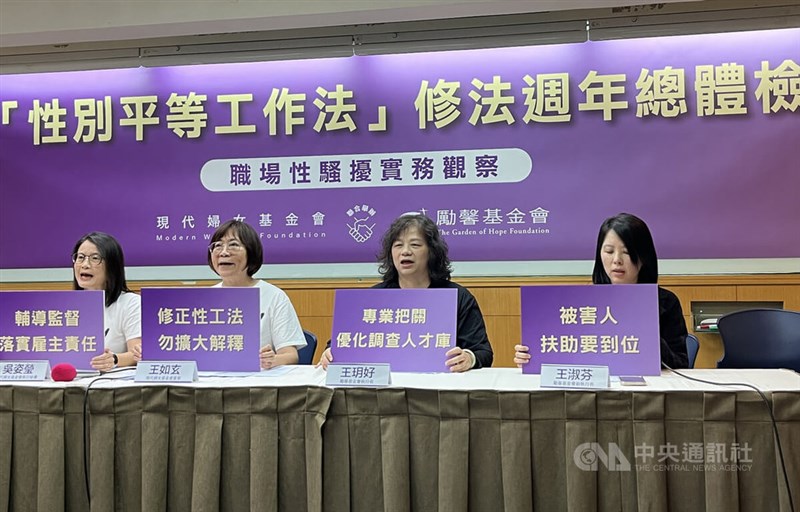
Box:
[657,286,681,310]
[657,286,678,301]
[256,279,288,297]
[371,280,395,289]
[433,279,476,301]
[434,279,468,292]
[117,291,141,305]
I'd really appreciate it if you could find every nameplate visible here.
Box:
[540,364,609,389]
[135,361,198,383]
[326,363,391,387]
[0,360,50,381]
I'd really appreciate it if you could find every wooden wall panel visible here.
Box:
[284,289,335,317]
[661,284,737,318]
[468,287,520,316]
[695,330,724,369]
[483,316,521,368]
[737,285,800,310]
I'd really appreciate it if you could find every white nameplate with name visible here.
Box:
[540,364,609,389]
[326,363,391,387]
[0,360,50,381]
[135,361,198,383]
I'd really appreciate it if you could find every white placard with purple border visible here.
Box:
[0,361,51,381]
[540,364,610,390]
[0,290,105,369]
[141,287,260,372]
[331,288,457,372]
[326,363,392,387]
[135,360,198,383]
[521,284,661,376]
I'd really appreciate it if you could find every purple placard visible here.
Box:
[141,287,260,371]
[331,288,457,372]
[0,29,798,270]
[0,290,105,369]
[521,284,661,376]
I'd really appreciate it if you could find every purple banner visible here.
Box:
[521,284,661,376]
[1,29,798,269]
[141,287,260,371]
[0,290,105,368]
[331,288,457,372]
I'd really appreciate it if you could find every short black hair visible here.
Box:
[592,213,659,285]
[72,232,130,307]
[207,220,263,277]
[377,213,452,283]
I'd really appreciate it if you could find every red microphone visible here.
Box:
[51,363,77,382]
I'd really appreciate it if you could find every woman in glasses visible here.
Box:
[207,219,306,369]
[72,232,142,371]
[513,213,689,369]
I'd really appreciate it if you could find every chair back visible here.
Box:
[685,334,700,368]
[717,308,800,371]
[298,330,318,365]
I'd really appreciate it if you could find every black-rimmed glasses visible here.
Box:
[72,253,104,266]
[209,241,244,254]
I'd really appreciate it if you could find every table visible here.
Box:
[1,368,798,512]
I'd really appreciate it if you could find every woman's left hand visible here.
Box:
[260,345,277,369]
[513,344,531,368]
[445,347,473,373]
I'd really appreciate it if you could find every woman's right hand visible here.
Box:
[513,344,531,368]
[317,347,333,370]
[131,343,143,362]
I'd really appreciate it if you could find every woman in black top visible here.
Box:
[515,213,689,369]
[320,213,493,371]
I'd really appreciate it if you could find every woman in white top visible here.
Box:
[207,220,306,369]
[72,232,142,371]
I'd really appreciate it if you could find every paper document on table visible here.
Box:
[255,365,297,377]
[198,371,260,378]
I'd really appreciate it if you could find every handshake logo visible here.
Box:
[346,204,377,243]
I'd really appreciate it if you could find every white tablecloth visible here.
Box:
[8,365,799,391]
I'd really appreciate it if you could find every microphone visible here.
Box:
[52,363,77,382]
